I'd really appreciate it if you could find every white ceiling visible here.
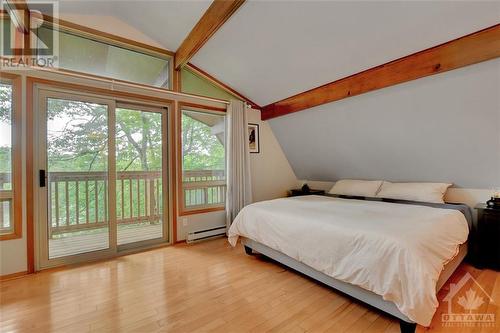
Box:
[47,0,212,51]
[191,1,500,106]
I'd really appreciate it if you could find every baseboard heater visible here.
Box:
[187,225,227,243]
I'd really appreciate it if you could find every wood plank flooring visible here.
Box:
[1,238,498,333]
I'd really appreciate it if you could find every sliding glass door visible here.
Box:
[37,89,169,268]
[45,96,113,259]
[115,104,166,246]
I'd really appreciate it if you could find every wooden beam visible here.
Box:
[262,24,500,120]
[175,0,245,70]
[186,63,260,109]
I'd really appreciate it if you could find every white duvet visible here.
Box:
[227,195,469,326]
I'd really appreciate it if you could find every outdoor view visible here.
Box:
[115,108,163,245]
[0,83,13,235]
[181,110,226,211]
[46,98,165,258]
[47,98,110,258]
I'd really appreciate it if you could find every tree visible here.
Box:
[0,84,12,175]
[181,113,225,171]
[46,99,225,173]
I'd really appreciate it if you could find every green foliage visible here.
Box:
[46,99,225,173]
[0,84,11,123]
[0,84,12,175]
[182,112,225,171]
[0,147,11,174]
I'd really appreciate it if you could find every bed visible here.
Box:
[227,195,472,333]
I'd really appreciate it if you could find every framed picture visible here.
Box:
[248,123,260,153]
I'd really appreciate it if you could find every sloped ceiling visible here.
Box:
[44,0,212,51]
[191,1,500,106]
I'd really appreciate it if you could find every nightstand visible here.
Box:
[288,189,325,197]
[474,204,500,271]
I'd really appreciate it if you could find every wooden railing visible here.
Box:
[182,169,226,210]
[0,173,12,232]
[46,169,225,237]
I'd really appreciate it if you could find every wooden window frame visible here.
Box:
[0,73,22,240]
[178,102,227,216]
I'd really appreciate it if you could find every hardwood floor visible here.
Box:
[0,238,498,333]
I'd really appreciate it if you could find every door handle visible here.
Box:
[39,170,46,187]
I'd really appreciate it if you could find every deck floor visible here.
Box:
[49,223,163,258]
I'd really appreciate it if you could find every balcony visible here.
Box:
[40,169,225,258]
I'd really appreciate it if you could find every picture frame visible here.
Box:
[248,123,260,153]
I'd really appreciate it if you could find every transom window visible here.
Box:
[36,26,171,88]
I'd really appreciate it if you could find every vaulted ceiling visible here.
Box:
[32,1,500,108]
[191,1,500,106]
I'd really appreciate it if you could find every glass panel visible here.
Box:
[0,83,13,235]
[47,98,109,258]
[37,27,170,88]
[116,107,163,245]
[181,110,226,211]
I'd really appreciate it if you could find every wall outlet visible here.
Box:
[182,218,188,227]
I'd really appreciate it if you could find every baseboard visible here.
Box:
[0,270,28,281]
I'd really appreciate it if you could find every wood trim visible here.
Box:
[262,23,500,120]
[0,270,27,281]
[177,103,226,217]
[186,63,260,109]
[26,77,35,273]
[175,0,246,69]
[27,76,177,106]
[0,73,22,241]
[180,101,226,113]
[179,206,225,217]
[171,101,179,243]
[173,70,181,92]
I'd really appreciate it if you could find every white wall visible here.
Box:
[270,59,500,189]
[176,108,297,240]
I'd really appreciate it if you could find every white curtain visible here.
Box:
[226,100,253,228]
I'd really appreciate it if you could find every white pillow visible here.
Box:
[328,179,383,197]
[376,181,452,203]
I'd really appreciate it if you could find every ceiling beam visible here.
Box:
[262,24,500,120]
[175,0,245,70]
[186,63,260,109]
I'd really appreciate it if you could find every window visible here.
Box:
[180,108,226,214]
[37,26,171,88]
[0,76,21,240]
